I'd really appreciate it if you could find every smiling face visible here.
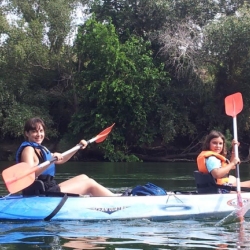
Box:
[203,130,227,156]
[209,136,224,154]
[25,123,45,144]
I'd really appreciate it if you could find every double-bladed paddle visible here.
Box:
[2,123,115,194]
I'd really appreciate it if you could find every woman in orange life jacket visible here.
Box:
[197,130,250,193]
[16,117,115,196]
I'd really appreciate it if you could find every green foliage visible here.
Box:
[224,129,233,153]
[90,0,170,40]
[2,0,250,162]
[204,5,250,68]
[0,98,57,139]
[201,3,250,135]
[72,17,169,161]
[0,0,79,140]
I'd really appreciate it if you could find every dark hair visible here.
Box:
[202,130,227,156]
[24,117,46,136]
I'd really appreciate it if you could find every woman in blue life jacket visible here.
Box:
[197,130,250,193]
[16,117,115,196]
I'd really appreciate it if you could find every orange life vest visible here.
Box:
[197,151,229,185]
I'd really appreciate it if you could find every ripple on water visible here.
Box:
[0,219,249,249]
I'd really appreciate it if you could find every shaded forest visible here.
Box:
[1,0,250,162]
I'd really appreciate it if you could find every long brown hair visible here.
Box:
[202,130,227,156]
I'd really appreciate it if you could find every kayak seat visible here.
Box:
[193,171,219,194]
[22,180,45,196]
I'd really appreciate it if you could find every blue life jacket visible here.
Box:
[16,141,55,176]
[131,182,167,196]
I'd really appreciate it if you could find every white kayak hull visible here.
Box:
[0,192,250,221]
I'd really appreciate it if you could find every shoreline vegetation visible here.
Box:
[1,1,250,162]
[1,140,250,163]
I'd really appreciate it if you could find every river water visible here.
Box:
[1,161,250,249]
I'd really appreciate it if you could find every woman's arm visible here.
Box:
[21,146,54,177]
[21,146,37,166]
[210,157,240,179]
[54,139,88,165]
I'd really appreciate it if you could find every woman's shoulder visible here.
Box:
[21,145,36,153]
[206,155,221,163]
[22,145,34,150]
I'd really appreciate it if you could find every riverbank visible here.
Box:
[1,140,248,163]
[0,140,105,162]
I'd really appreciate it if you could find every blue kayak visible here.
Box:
[0,192,250,221]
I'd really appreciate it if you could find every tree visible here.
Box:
[71,17,169,161]
[0,0,82,139]
[201,3,250,141]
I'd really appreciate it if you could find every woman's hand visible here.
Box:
[53,152,63,161]
[232,139,240,146]
[230,156,240,169]
[231,139,240,154]
[79,139,88,149]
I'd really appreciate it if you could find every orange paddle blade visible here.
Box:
[95,123,115,143]
[2,163,37,193]
[225,92,243,117]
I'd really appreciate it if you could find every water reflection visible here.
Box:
[1,219,250,249]
[61,237,106,249]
